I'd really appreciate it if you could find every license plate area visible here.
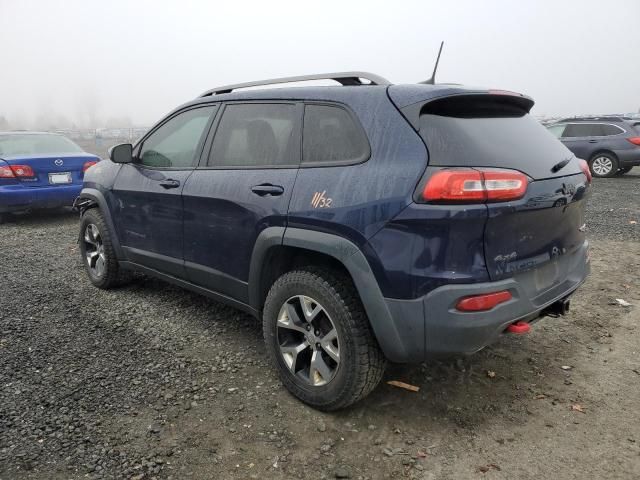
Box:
[49,172,72,184]
[534,259,560,291]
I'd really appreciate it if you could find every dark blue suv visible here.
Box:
[75,72,591,410]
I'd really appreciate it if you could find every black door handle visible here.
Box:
[251,184,284,196]
[159,179,181,189]
[588,139,598,143]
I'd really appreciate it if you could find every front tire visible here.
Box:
[79,208,131,289]
[263,268,385,410]
[589,153,618,178]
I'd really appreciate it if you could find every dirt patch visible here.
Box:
[0,170,639,479]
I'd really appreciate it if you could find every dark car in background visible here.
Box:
[0,132,100,223]
[547,117,640,177]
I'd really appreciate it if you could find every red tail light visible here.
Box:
[578,159,592,183]
[82,161,98,172]
[456,290,512,312]
[626,137,640,146]
[0,164,35,178]
[421,169,528,203]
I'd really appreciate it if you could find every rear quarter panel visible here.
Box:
[287,89,427,246]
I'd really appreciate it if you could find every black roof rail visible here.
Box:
[558,116,626,123]
[199,72,392,97]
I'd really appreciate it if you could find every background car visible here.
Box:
[547,116,640,177]
[0,131,100,223]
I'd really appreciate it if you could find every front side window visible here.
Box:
[302,104,369,165]
[139,106,216,168]
[547,124,566,138]
[562,123,602,137]
[208,103,299,168]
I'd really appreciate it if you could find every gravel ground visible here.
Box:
[0,169,639,480]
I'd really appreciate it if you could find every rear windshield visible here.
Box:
[418,97,576,180]
[0,134,83,156]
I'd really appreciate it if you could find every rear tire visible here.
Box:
[617,166,632,175]
[79,208,131,289]
[589,153,618,178]
[263,268,386,410]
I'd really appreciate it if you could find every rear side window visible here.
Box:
[302,104,369,165]
[600,124,624,136]
[418,96,574,180]
[140,106,216,168]
[208,103,299,168]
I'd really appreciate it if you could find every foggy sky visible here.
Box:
[1,0,639,128]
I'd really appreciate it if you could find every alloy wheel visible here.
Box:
[591,156,613,176]
[276,295,340,387]
[83,223,106,277]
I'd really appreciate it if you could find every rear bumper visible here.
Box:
[615,149,640,167]
[0,184,82,213]
[381,241,590,360]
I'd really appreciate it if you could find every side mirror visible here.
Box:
[109,143,133,164]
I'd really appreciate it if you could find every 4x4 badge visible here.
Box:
[311,191,333,209]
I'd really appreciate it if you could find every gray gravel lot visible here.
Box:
[0,169,639,480]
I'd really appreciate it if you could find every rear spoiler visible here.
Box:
[391,89,535,131]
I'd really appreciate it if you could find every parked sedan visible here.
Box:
[0,132,100,223]
[547,117,640,177]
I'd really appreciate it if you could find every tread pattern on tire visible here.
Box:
[81,208,131,289]
[263,267,386,410]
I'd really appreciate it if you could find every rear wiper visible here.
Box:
[551,157,573,173]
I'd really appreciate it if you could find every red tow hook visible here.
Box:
[506,321,531,335]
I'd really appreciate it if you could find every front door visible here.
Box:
[182,102,301,303]
[111,105,217,277]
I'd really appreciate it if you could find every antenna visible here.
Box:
[420,41,444,85]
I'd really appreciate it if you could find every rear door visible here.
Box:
[560,123,600,159]
[111,105,217,277]
[182,102,301,303]
[416,95,589,297]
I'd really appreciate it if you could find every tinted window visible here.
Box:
[419,110,574,180]
[303,105,369,164]
[562,123,602,137]
[601,124,624,136]
[140,106,215,168]
[547,124,566,138]
[208,104,298,168]
[0,134,83,156]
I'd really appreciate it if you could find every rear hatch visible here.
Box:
[394,89,590,299]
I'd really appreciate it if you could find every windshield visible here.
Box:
[0,134,84,156]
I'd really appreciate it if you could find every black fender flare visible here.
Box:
[76,188,124,260]
[249,226,415,362]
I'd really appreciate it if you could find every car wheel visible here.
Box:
[616,166,633,175]
[79,208,131,289]
[589,153,618,178]
[263,268,386,410]
[0,213,8,225]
